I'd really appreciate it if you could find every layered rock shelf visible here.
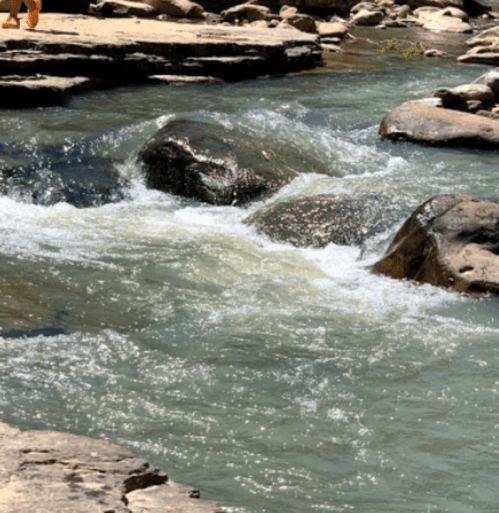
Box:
[0,420,225,513]
[0,13,321,107]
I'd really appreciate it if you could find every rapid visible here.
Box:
[1,55,499,512]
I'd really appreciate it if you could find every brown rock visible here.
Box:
[379,100,499,149]
[351,8,384,24]
[243,193,389,247]
[278,13,318,33]
[146,0,205,17]
[317,20,349,37]
[0,421,225,513]
[91,0,156,16]
[374,194,499,296]
[221,2,271,22]
[137,118,328,205]
[426,83,495,110]
[473,68,499,101]
[280,4,299,15]
[419,8,472,32]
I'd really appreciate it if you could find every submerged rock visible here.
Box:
[138,119,326,205]
[379,101,499,149]
[244,193,391,247]
[374,194,499,295]
[0,140,127,208]
[0,421,225,513]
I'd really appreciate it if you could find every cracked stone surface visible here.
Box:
[0,14,321,106]
[0,421,225,513]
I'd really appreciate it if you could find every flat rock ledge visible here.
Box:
[0,421,225,513]
[0,13,321,108]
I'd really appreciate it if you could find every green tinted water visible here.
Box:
[1,63,499,512]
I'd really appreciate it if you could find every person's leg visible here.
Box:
[2,0,21,28]
[25,0,41,28]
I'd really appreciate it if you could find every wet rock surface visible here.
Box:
[138,118,327,205]
[0,421,225,513]
[244,193,395,247]
[374,194,499,296]
[0,138,126,207]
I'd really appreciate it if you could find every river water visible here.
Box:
[1,45,499,512]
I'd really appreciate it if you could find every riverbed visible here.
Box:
[0,42,498,512]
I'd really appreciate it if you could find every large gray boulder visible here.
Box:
[374,194,499,296]
[0,421,225,513]
[137,119,326,205]
[379,101,499,149]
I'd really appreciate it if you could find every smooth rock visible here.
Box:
[280,4,299,16]
[317,20,349,37]
[420,8,472,32]
[146,0,205,17]
[351,8,384,24]
[374,194,499,295]
[350,1,377,13]
[137,118,325,205]
[91,0,156,16]
[424,47,448,57]
[408,0,464,9]
[221,2,271,22]
[379,101,499,149]
[0,421,225,513]
[278,13,318,33]
[426,84,495,110]
[243,193,387,247]
[473,68,499,100]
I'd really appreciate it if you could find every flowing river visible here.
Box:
[1,48,499,512]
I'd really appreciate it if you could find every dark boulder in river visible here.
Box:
[379,101,499,149]
[374,194,499,295]
[244,193,392,248]
[137,119,326,205]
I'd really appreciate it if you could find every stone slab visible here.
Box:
[0,13,321,106]
[0,420,225,513]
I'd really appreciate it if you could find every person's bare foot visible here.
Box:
[2,16,19,28]
[26,0,41,28]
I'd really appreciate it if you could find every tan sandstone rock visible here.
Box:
[379,100,499,149]
[278,13,318,33]
[317,20,349,37]
[146,0,205,16]
[374,194,499,296]
[351,8,384,25]
[0,421,225,513]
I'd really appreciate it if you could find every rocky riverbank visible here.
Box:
[0,420,225,512]
[0,12,322,107]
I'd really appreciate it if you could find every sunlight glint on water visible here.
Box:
[0,65,499,513]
